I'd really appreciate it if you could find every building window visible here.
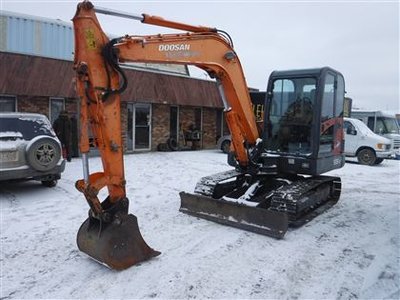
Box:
[50,98,65,125]
[127,103,152,151]
[170,106,179,141]
[127,103,134,151]
[0,95,17,112]
[134,104,151,150]
[194,107,202,131]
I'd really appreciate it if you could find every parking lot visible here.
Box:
[1,150,399,299]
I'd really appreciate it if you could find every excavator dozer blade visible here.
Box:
[77,213,160,270]
[179,192,288,239]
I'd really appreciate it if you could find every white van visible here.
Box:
[344,117,393,165]
[351,110,400,156]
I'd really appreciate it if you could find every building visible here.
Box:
[0,10,228,153]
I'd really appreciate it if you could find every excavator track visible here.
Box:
[180,170,341,238]
[269,176,341,227]
[194,169,242,196]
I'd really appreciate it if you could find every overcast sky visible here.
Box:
[1,0,399,111]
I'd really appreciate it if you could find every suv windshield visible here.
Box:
[0,115,55,140]
[265,77,316,154]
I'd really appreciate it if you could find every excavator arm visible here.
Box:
[72,1,259,270]
[73,1,259,170]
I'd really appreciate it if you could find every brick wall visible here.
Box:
[17,95,50,116]
[151,103,170,150]
[17,95,78,119]
[15,95,220,152]
[202,107,217,148]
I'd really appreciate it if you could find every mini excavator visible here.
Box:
[73,1,345,270]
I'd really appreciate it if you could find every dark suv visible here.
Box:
[0,113,66,187]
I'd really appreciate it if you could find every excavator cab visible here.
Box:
[262,67,345,175]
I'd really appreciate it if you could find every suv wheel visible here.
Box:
[27,137,61,171]
[357,148,376,165]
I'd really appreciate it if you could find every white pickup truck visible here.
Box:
[344,117,393,165]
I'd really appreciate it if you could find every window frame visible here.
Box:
[0,95,17,112]
[49,97,65,125]
[170,105,179,142]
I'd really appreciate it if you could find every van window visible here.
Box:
[344,121,355,134]
[376,117,400,134]
[367,117,375,132]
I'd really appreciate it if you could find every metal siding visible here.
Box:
[3,12,73,60]
[7,15,35,54]
[40,21,72,59]
[3,11,187,74]
[41,22,52,57]
[0,16,7,51]
[34,20,41,54]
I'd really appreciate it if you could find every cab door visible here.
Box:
[343,120,359,155]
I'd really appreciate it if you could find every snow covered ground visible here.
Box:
[1,150,399,299]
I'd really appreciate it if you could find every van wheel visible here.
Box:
[357,148,376,165]
[221,140,231,154]
[374,158,384,165]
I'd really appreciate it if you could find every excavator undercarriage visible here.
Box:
[180,170,341,238]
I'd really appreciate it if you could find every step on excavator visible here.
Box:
[73,1,346,270]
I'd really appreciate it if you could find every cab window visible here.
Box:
[319,74,335,153]
[266,77,316,155]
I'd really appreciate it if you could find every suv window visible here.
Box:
[0,116,55,140]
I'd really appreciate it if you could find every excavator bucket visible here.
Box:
[77,198,160,270]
